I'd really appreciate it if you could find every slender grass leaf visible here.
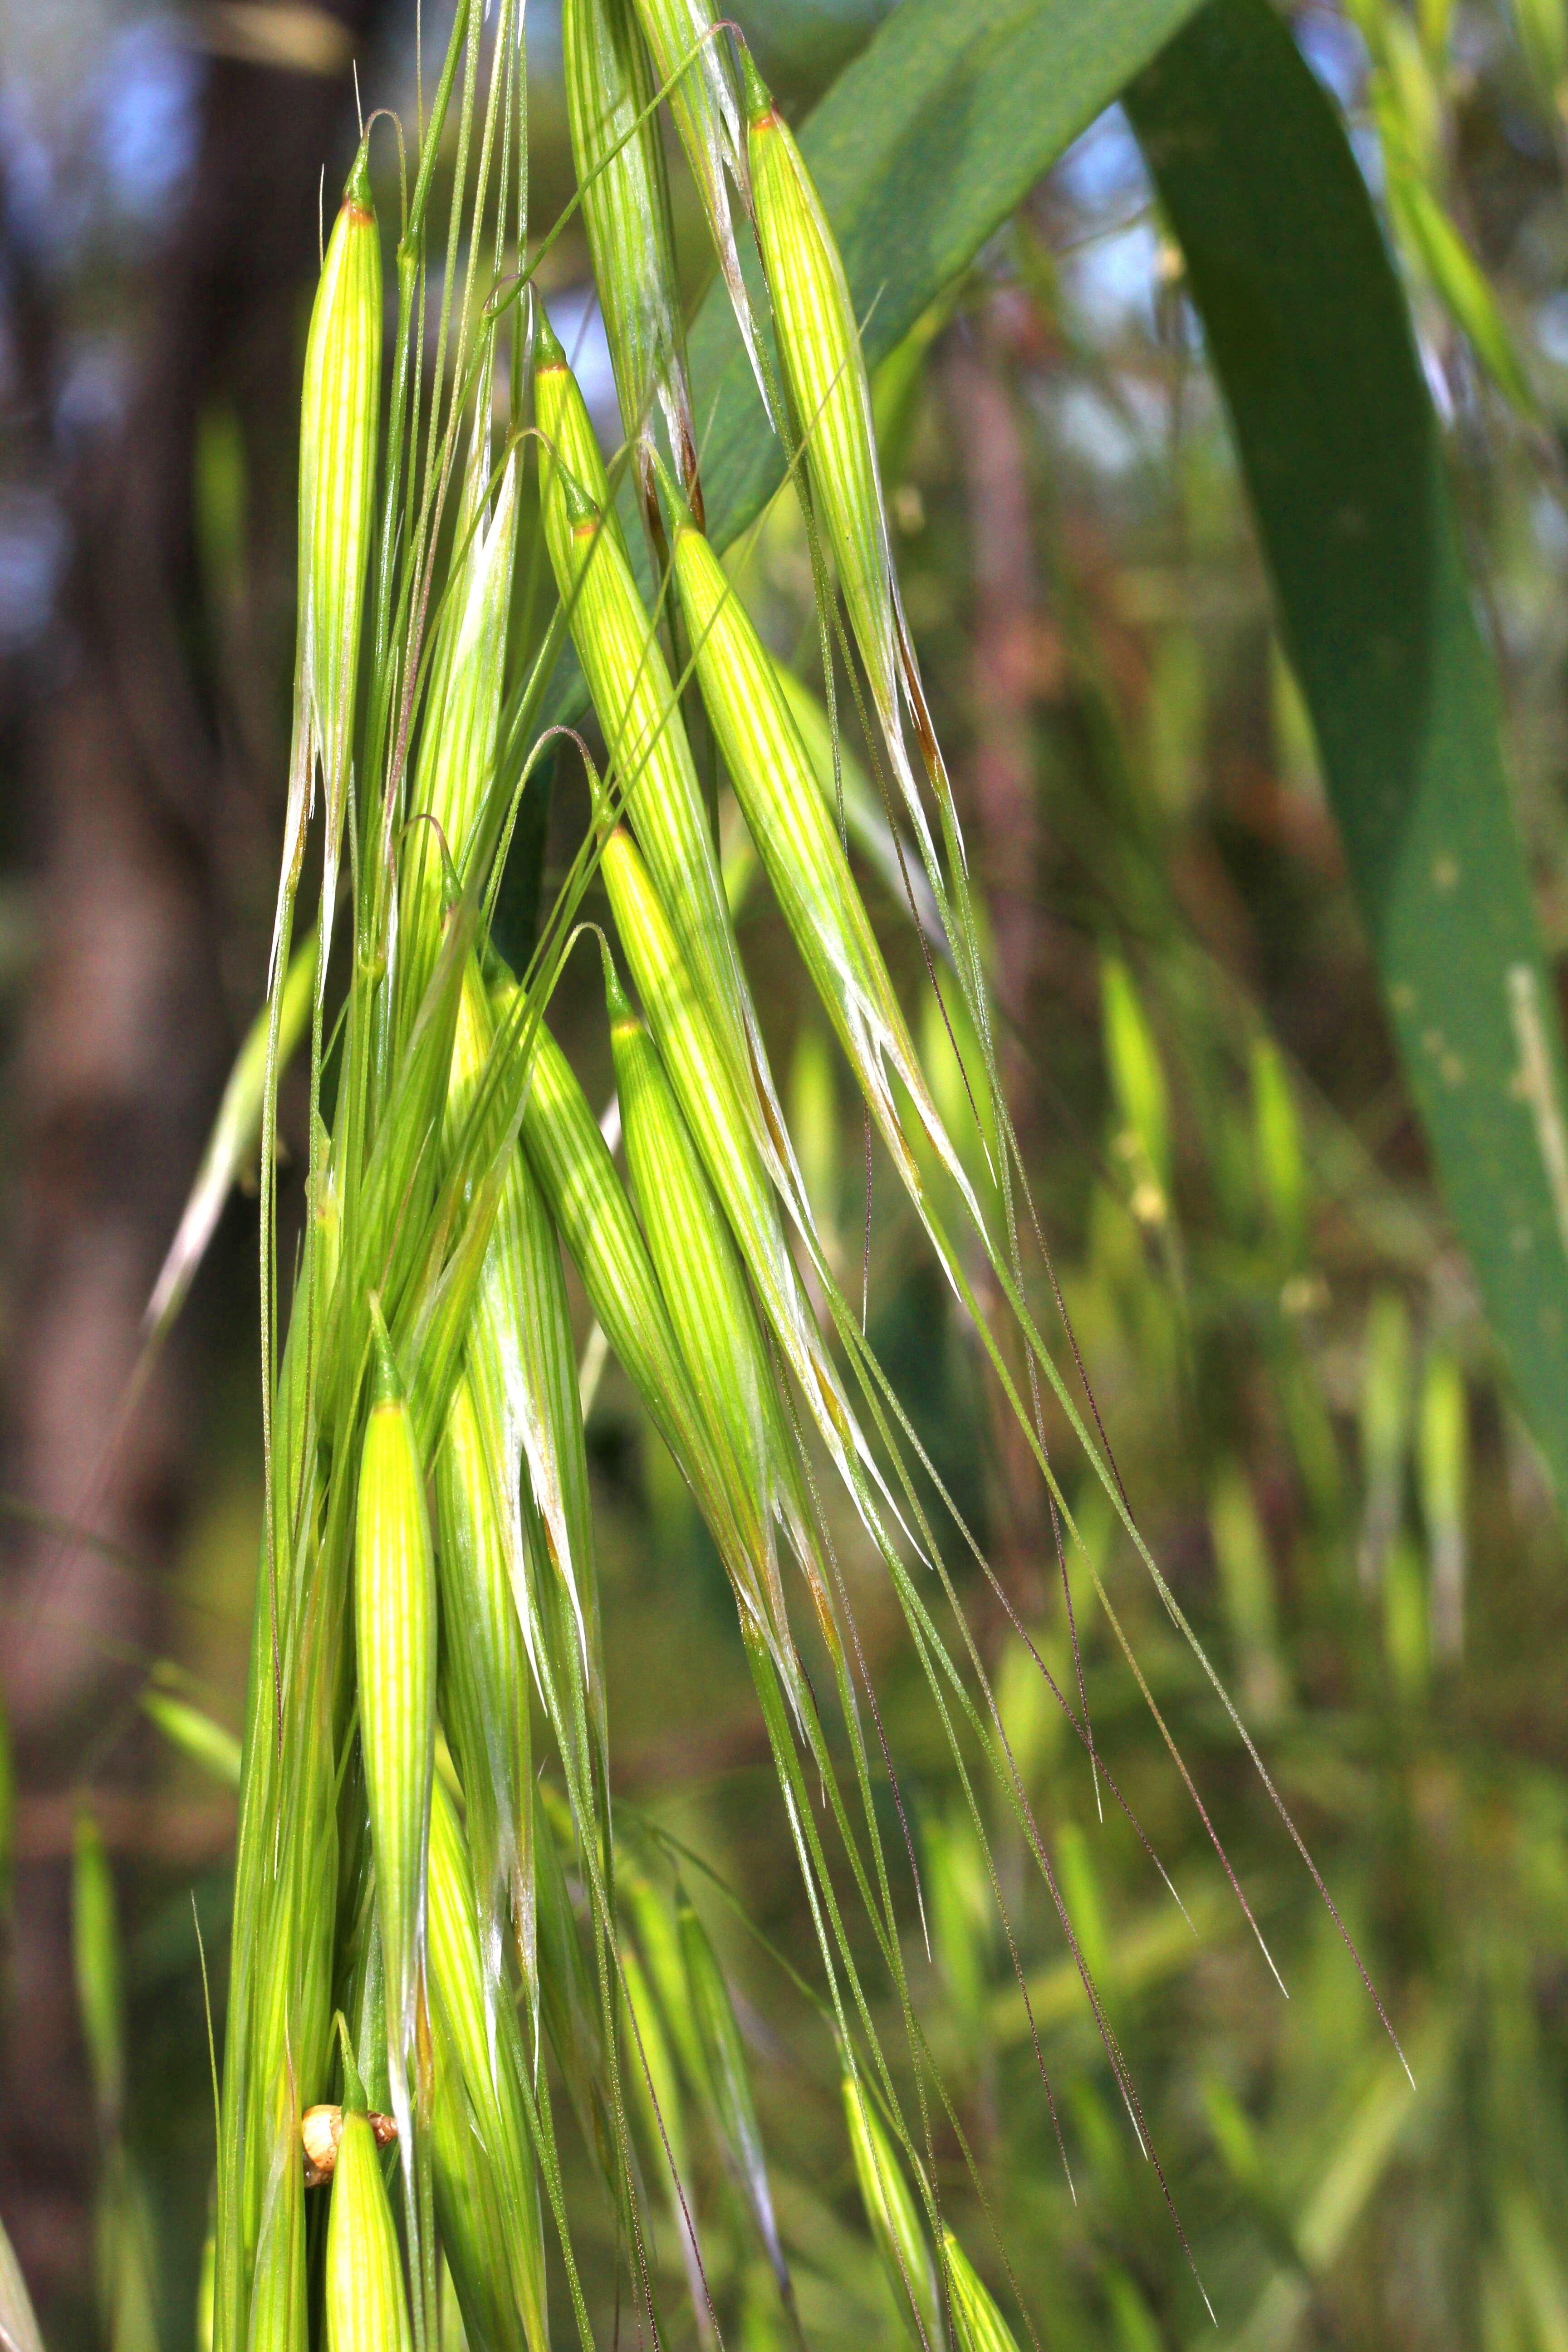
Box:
[1127,0,1568,1499]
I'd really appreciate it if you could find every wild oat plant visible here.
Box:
[37,9,1412,2352]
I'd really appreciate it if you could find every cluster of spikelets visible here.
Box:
[201,5,1406,2351]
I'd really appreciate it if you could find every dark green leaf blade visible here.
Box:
[1127,0,1568,1494]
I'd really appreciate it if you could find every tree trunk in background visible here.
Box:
[0,7,383,2327]
[944,313,1055,1619]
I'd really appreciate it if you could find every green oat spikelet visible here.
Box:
[275,136,382,991]
[533,302,632,583]
[433,1370,534,2014]
[627,0,775,421]
[740,50,957,896]
[941,2233,1023,2352]
[607,953,799,1661]
[509,997,764,1632]
[670,507,982,1227]
[535,461,782,1181]
[426,1775,550,2352]
[562,0,700,531]
[596,821,897,1552]
[325,2106,414,2352]
[397,354,521,1054]
[448,962,606,1826]
[844,2075,944,2352]
[355,1300,437,2154]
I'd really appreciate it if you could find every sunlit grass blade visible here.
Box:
[147,936,316,1337]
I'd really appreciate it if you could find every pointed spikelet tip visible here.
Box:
[533,295,566,370]
[344,136,373,216]
[368,1294,402,1406]
[739,43,774,127]
[647,443,694,536]
[558,461,601,533]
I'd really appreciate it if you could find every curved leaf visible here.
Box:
[1127,0,1568,1497]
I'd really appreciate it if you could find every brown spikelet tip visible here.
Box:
[680,427,706,534]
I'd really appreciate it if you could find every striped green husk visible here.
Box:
[433,1371,533,2008]
[627,0,774,421]
[536,462,768,1151]
[451,964,605,1792]
[562,0,698,524]
[844,2076,944,2352]
[607,956,799,1658]
[941,2232,1023,2352]
[397,357,521,1055]
[275,136,381,985]
[325,2109,414,2352]
[596,822,884,1533]
[671,513,980,1225]
[738,52,948,893]
[510,1002,760,1602]
[427,1774,549,2352]
[245,2117,308,2352]
[505,990,833,1711]
[534,301,631,584]
[355,1306,436,2140]
[675,1885,789,2293]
